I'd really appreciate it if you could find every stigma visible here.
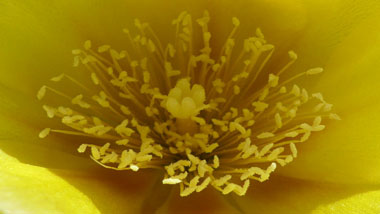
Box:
[37,11,339,197]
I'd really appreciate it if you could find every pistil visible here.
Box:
[176,118,199,135]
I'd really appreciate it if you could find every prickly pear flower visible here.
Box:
[1,0,380,213]
[37,10,336,197]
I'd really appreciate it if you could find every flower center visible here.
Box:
[37,11,340,197]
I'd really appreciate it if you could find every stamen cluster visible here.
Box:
[38,11,339,196]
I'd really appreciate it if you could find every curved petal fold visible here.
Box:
[52,168,157,214]
[0,149,100,214]
[313,189,380,214]
[235,176,380,214]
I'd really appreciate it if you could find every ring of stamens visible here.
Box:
[37,11,339,197]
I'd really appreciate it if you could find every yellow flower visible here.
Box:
[1,0,380,213]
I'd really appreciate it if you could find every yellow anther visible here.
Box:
[50,74,65,82]
[252,101,268,112]
[38,128,51,139]
[285,131,300,138]
[91,146,101,160]
[91,73,99,85]
[259,143,274,157]
[257,132,274,139]
[232,17,240,27]
[288,50,298,60]
[291,85,301,97]
[274,113,282,128]
[98,45,110,53]
[72,94,90,108]
[306,67,324,75]
[42,105,56,118]
[267,147,284,160]
[37,85,47,100]
[163,178,182,184]
[130,164,139,171]
[84,40,92,50]
[77,144,88,153]
[268,74,279,87]
[290,143,298,158]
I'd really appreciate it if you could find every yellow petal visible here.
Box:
[233,176,380,214]
[0,149,99,213]
[313,190,380,214]
[278,7,380,184]
[52,168,157,213]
